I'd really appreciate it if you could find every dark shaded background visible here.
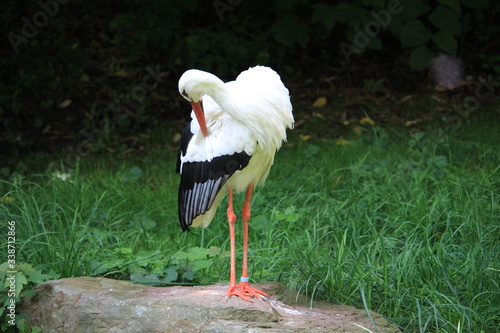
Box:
[1,0,499,161]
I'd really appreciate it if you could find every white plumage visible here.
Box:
[176,66,293,301]
[177,66,294,229]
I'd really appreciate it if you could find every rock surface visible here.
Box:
[22,277,401,333]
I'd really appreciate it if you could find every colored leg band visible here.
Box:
[240,277,249,283]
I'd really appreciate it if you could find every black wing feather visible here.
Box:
[177,151,251,231]
[176,123,194,174]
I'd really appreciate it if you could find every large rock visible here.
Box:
[22,277,400,333]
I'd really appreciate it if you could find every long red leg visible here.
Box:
[241,184,252,279]
[227,187,237,291]
[236,185,267,299]
[226,187,251,302]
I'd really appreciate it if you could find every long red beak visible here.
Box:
[190,101,209,137]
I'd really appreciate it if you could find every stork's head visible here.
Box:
[178,69,223,137]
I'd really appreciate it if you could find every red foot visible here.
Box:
[227,282,267,302]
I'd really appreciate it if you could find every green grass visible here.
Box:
[1,114,499,332]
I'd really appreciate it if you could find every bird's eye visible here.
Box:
[181,89,189,99]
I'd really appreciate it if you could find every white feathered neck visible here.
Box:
[178,66,294,152]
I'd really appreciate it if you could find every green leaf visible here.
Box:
[192,260,212,271]
[409,46,434,70]
[91,261,108,275]
[114,247,133,255]
[122,166,143,182]
[143,274,160,283]
[398,0,432,21]
[0,262,9,281]
[401,20,432,48]
[164,267,179,283]
[16,263,35,273]
[459,0,488,9]
[136,250,162,259]
[333,3,368,25]
[432,30,458,54]
[129,272,144,282]
[312,4,336,31]
[413,131,426,141]
[271,16,311,48]
[175,247,207,261]
[303,144,320,158]
[0,296,7,310]
[21,289,38,298]
[387,14,403,36]
[432,155,449,168]
[429,6,461,36]
[205,246,221,257]
[13,272,27,297]
[133,213,157,231]
[187,247,209,261]
[27,270,52,284]
[436,0,461,16]
[182,270,195,281]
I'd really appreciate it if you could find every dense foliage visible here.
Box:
[1,0,499,155]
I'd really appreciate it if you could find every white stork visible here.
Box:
[176,66,294,301]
